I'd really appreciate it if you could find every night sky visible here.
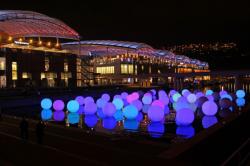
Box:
[1,0,250,48]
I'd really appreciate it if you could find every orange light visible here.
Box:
[29,39,33,44]
[8,36,13,41]
[47,41,51,47]
[38,40,42,45]
[55,43,60,47]
[19,38,23,42]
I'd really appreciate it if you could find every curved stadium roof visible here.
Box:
[0,10,79,40]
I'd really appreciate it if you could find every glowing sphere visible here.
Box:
[96,98,107,108]
[236,98,245,107]
[103,102,116,117]
[152,100,165,109]
[136,112,143,122]
[101,93,110,102]
[127,92,139,103]
[169,89,177,96]
[142,104,150,113]
[221,94,233,101]
[236,90,245,98]
[148,105,164,122]
[219,90,228,97]
[206,95,214,101]
[84,96,94,105]
[75,96,84,105]
[142,93,152,105]
[68,113,80,124]
[113,110,124,121]
[53,100,64,111]
[202,101,218,116]
[174,99,191,112]
[176,125,195,138]
[97,108,105,118]
[172,93,181,102]
[148,122,165,138]
[41,109,52,121]
[131,100,143,111]
[202,116,218,129]
[67,100,80,113]
[123,105,139,119]
[112,98,124,110]
[181,89,189,96]
[84,115,98,128]
[41,98,52,110]
[205,89,214,96]
[159,95,170,105]
[124,119,139,131]
[183,91,191,98]
[84,102,97,115]
[53,110,65,121]
[150,89,157,96]
[187,94,197,103]
[176,108,194,126]
[121,92,128,99]
[102,117,117,130]
[158,90,167,98]
[77,105,84,114]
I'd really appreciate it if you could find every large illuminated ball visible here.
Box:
[219,90,228,97]
[148,105,164,122]
[96,98,107,108]
[103,102,116,117]
[236,90,245,98]
[202,101,218,116]
[53,110,65,121]
[53,100,65,111]
[121,92,128,99]
[176,125,195,138]
[84,115,98,128]
[41,98,52,110]
[102,117,117,130]
[68,113,80,124]
[112,98,124,110]
[176,108,194,126]
[202,116,218,129]
[84,96,94,105]
[187,94,197,103]
[75,96,84,105]
[41,109,52,121]
[152,100,165,109]
[124,119,139,131]
[142,93,152,105]
[205,89,214,96]
[101,93,110,102]
[131,100,143,111]
[159,93,170,105]
[169,89,177,96]
[147,122,165,138]
[67,100,80,113]
[236,98,245,107]
[172,93,181,102]
[123,105,139,119]
[84,102,97,115]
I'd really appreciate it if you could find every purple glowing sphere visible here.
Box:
[84,96,94,105]
[75,96,84,105]
[202,101,218,116]
[84,102,97,115]
[176,108,194,126]
[101,93,110,102]
[147,105,165,122]
[53,110,65,121]
[103,102,116,117]
[53,100,65,111]
[152,100,165,109]
[131,100,143,111]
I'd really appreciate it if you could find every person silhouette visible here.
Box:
[20,116,29,140]
[36,120,45,144]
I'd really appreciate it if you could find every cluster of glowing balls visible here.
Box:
[202,101,218,116]
[53,100,64,111]
[103,102,116,117]
[123,105,138,119]
[67,100,79,113]
[148,105,164,122]
[176,108,194,126]
[41,98,52,110]
[236,89,245,98]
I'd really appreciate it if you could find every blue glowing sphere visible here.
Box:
[75,96,84,105]
[41,98,52,110]
[142,104,150,113]
[112,98,124,110]
[148,122,165,138]
[103,102,116,117]
[158,90,167,98]
[113,110,124,121]
[53,110,65,121]
[136,112,143,122]
[202,101,218,116]
[131,100,143,111]
[150,89,157,96]
[221,94,233,101]
[102,117,117,130]
[84,102,97,115]
[101,93,110,102]
[176,125,195,138]
[124,119,139,131]
[159,95,169,105]
[123,105,139,120]
[84,96,94,105]
[205,89,214,96]
[41,109,52,121]
[142,93,152,105]
[97,108,106,118]
[169,89,177,96]
[176,108,194,126]
[53,100,64,111]
[174,99,191,112]
[181,89,189,96]
[68,113,80,124]
[236,98,245,107]
[187,94,197,103]
[172,93,181,102]
[236,90,245,98]
[96,98,107,108]
[67,100,80,113]
[202,116,218,129]
[148,105,164,122]
[84,115,98,128]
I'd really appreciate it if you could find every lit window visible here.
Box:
[96,66,114,74]
[45,57,49,71]
[121,64,133,74]
[22,72,32,79]
[41,73,45,79]
[0,58,5,70]
[64,61,68,72]
[12,62,17,80]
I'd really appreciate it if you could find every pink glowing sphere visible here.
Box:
[53,100,65,111]
[152,100,165,109]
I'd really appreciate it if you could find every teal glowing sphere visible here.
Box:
[236,90,246,98]
[112,98,124,110]
[205,89,214,96]
[123,105,139,119]
[172,93,181,102]
[41,109,52,121]
[41,98,52,110]
[67,100,80,113]
[236,98,245,107]
[68,113,80,124]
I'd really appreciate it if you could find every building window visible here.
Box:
[41,73,45,80]
[96,66,114,74]
[12,62,17,80]
[64,60,68,72]
[0,57,5,70]
[22,72,32,79]
[45,57,49,71]
[121,64,133,74]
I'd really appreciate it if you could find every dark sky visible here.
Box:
[1,0,250,48]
